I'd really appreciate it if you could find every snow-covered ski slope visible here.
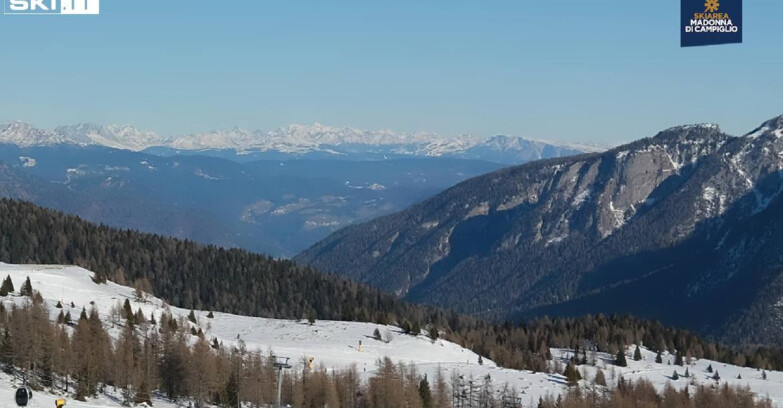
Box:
[2,263,783,407]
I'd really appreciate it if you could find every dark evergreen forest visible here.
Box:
[1,198,783,372]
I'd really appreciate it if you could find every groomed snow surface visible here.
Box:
[1,263,782,407]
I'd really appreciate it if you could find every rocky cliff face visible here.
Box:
[296,116,783,344]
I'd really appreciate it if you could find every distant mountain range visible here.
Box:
[296,114,783,345]
[0,121,603,165]
[0,120,600,256]
[0,144,506,256]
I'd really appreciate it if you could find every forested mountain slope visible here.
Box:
[1,198,778,371]
[296,115,783,345]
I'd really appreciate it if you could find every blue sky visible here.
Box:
[0,0,780,145]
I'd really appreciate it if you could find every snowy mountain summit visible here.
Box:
[0,121,602,164]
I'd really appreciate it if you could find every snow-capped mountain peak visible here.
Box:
[0,121,604,164]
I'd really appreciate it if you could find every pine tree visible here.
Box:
[672,370,679,380]
[615,347,628,367]
[707,364,713,373]
[123,299,134,323]
[685,367,690,377]
[563,362,581,386]
[373,328,382,341]
[0,275,14,296]
[713,370,720,381]
[188,309,197,324]
[594,369,606,386]
[478,355,484,365]
[574,343,580,363]
[675,349,684,366]
[224,370,239,408]
[656,351,663,364]
[20,276,33,297]
[428,325,439,341]
[401,320,411,334]
[134,307,147,325]
[419,375,433,408]
[207,310,214,318]
[55,300,62,308]
[763,371,767,380]
[737,373,742,379]
[634,345,642,361]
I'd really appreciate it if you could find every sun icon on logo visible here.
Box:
[704,0,720,12]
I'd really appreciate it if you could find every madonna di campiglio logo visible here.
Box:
[704,0,720,13]
[681,0,741,47]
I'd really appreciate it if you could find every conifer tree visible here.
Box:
[224,370,240,408]
[419,375,433,408]
[672,370,679,380]
[707,364,714,373]
[20,276,33,297]
[563,362,581,385]
[634,345,642,361]
[0,275,14,296]
[429,326,439,341]
[594,369,606,386]
[616,347,628,367]
[123,299,134,323]
[401,320,411,334]
[188,309,197,324]
[134,307,147,325]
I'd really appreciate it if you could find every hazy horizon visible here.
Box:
[2,1,781,146]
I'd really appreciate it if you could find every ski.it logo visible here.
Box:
[4,0,99,15]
